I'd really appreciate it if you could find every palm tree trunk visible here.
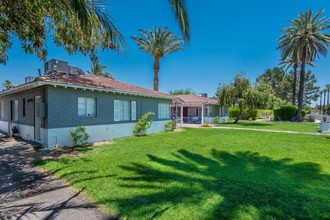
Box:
[292,63,298,105]
[296,47,306,122]
[323,92,326,114]
[153,58,160,91]
[320,93,322,114]
[327,90,329,115]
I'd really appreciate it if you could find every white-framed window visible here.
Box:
[158,103,170,119]
[78,97,96,117]
[196,107,200,116]
[114,100,129,121]
[131,101,137,121]
[209,106,213,114]
[0,101,4,120]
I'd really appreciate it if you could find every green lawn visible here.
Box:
[35,129,330,219]
[216,121,320,132]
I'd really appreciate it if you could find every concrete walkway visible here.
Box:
[182,123,330,136]
[0,134,115,220]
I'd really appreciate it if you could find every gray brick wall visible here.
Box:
[0,87,45,127]
[47,86,172,129]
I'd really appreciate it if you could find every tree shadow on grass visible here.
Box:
[109,149,330,219]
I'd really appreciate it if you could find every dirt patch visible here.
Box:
[91,141,114,146]
[40,147,82,160]
[174,127,185,132]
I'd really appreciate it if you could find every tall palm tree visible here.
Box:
[278,9,330,121]
[2,80,12,89]
[320,91,323,114]
[326,84,330,115]
[132,27,184,91]
[280,56,315,106]
[280,52,299,106]
[323,89,328,114]
[87,51,114,79]
[71,0,190,42]
[71,0,190,44]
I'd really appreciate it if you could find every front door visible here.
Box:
[34,96,41,140]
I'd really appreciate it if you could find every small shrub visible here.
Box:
[201,123,212,127]
[229,107,240,119]
[213,116,220,124]
[302,110,307,118]
[229,107,258,120]
[307,115,316,122]
[70,125,89,145]
[165,120,176,131]
[134,112,155,136]
[244,109,258,121]
[273,105,297,121]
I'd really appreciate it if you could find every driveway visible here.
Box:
[0,134,115,220]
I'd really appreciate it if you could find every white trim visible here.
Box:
[201,105,204,124]
[0,120,8,133]
[46,120,170,148]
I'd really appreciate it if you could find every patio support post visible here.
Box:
[201,105,204,124]
[180,102,184,127]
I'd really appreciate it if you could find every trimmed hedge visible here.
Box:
[274,105,297,121]
[273,105,306,121]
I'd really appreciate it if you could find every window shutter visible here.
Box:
[78,97,85,116]
[158,103,162,119]
[114,100,120,121]
[131,101,137,121]
[166,104,170,118]
[14,100,18,121]
[0,102,3,119]
[123,101,129,120]
[86,98,95,116]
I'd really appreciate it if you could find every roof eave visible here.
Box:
[0,81,173,100]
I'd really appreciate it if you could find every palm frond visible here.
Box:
[168,0,190,42]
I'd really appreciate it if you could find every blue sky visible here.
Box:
[1,0,329,102]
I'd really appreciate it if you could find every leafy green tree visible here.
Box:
[256,67,291,103]
[0,0,189,64]
[169,88,195,95]
[132,27,184,91]
[2,80,12,89]
[278,9,330,121]
[0,0,124,64]
[303,71,320,105]
[280,56,299,105]
[217,74,277,123]
[87,51,114,79]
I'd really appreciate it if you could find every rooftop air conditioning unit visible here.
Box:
[25,76,35,83]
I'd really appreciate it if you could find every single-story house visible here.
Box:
[0,72,173,148]
[171,94,229,124]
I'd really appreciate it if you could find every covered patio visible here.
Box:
[171,94,229,125]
